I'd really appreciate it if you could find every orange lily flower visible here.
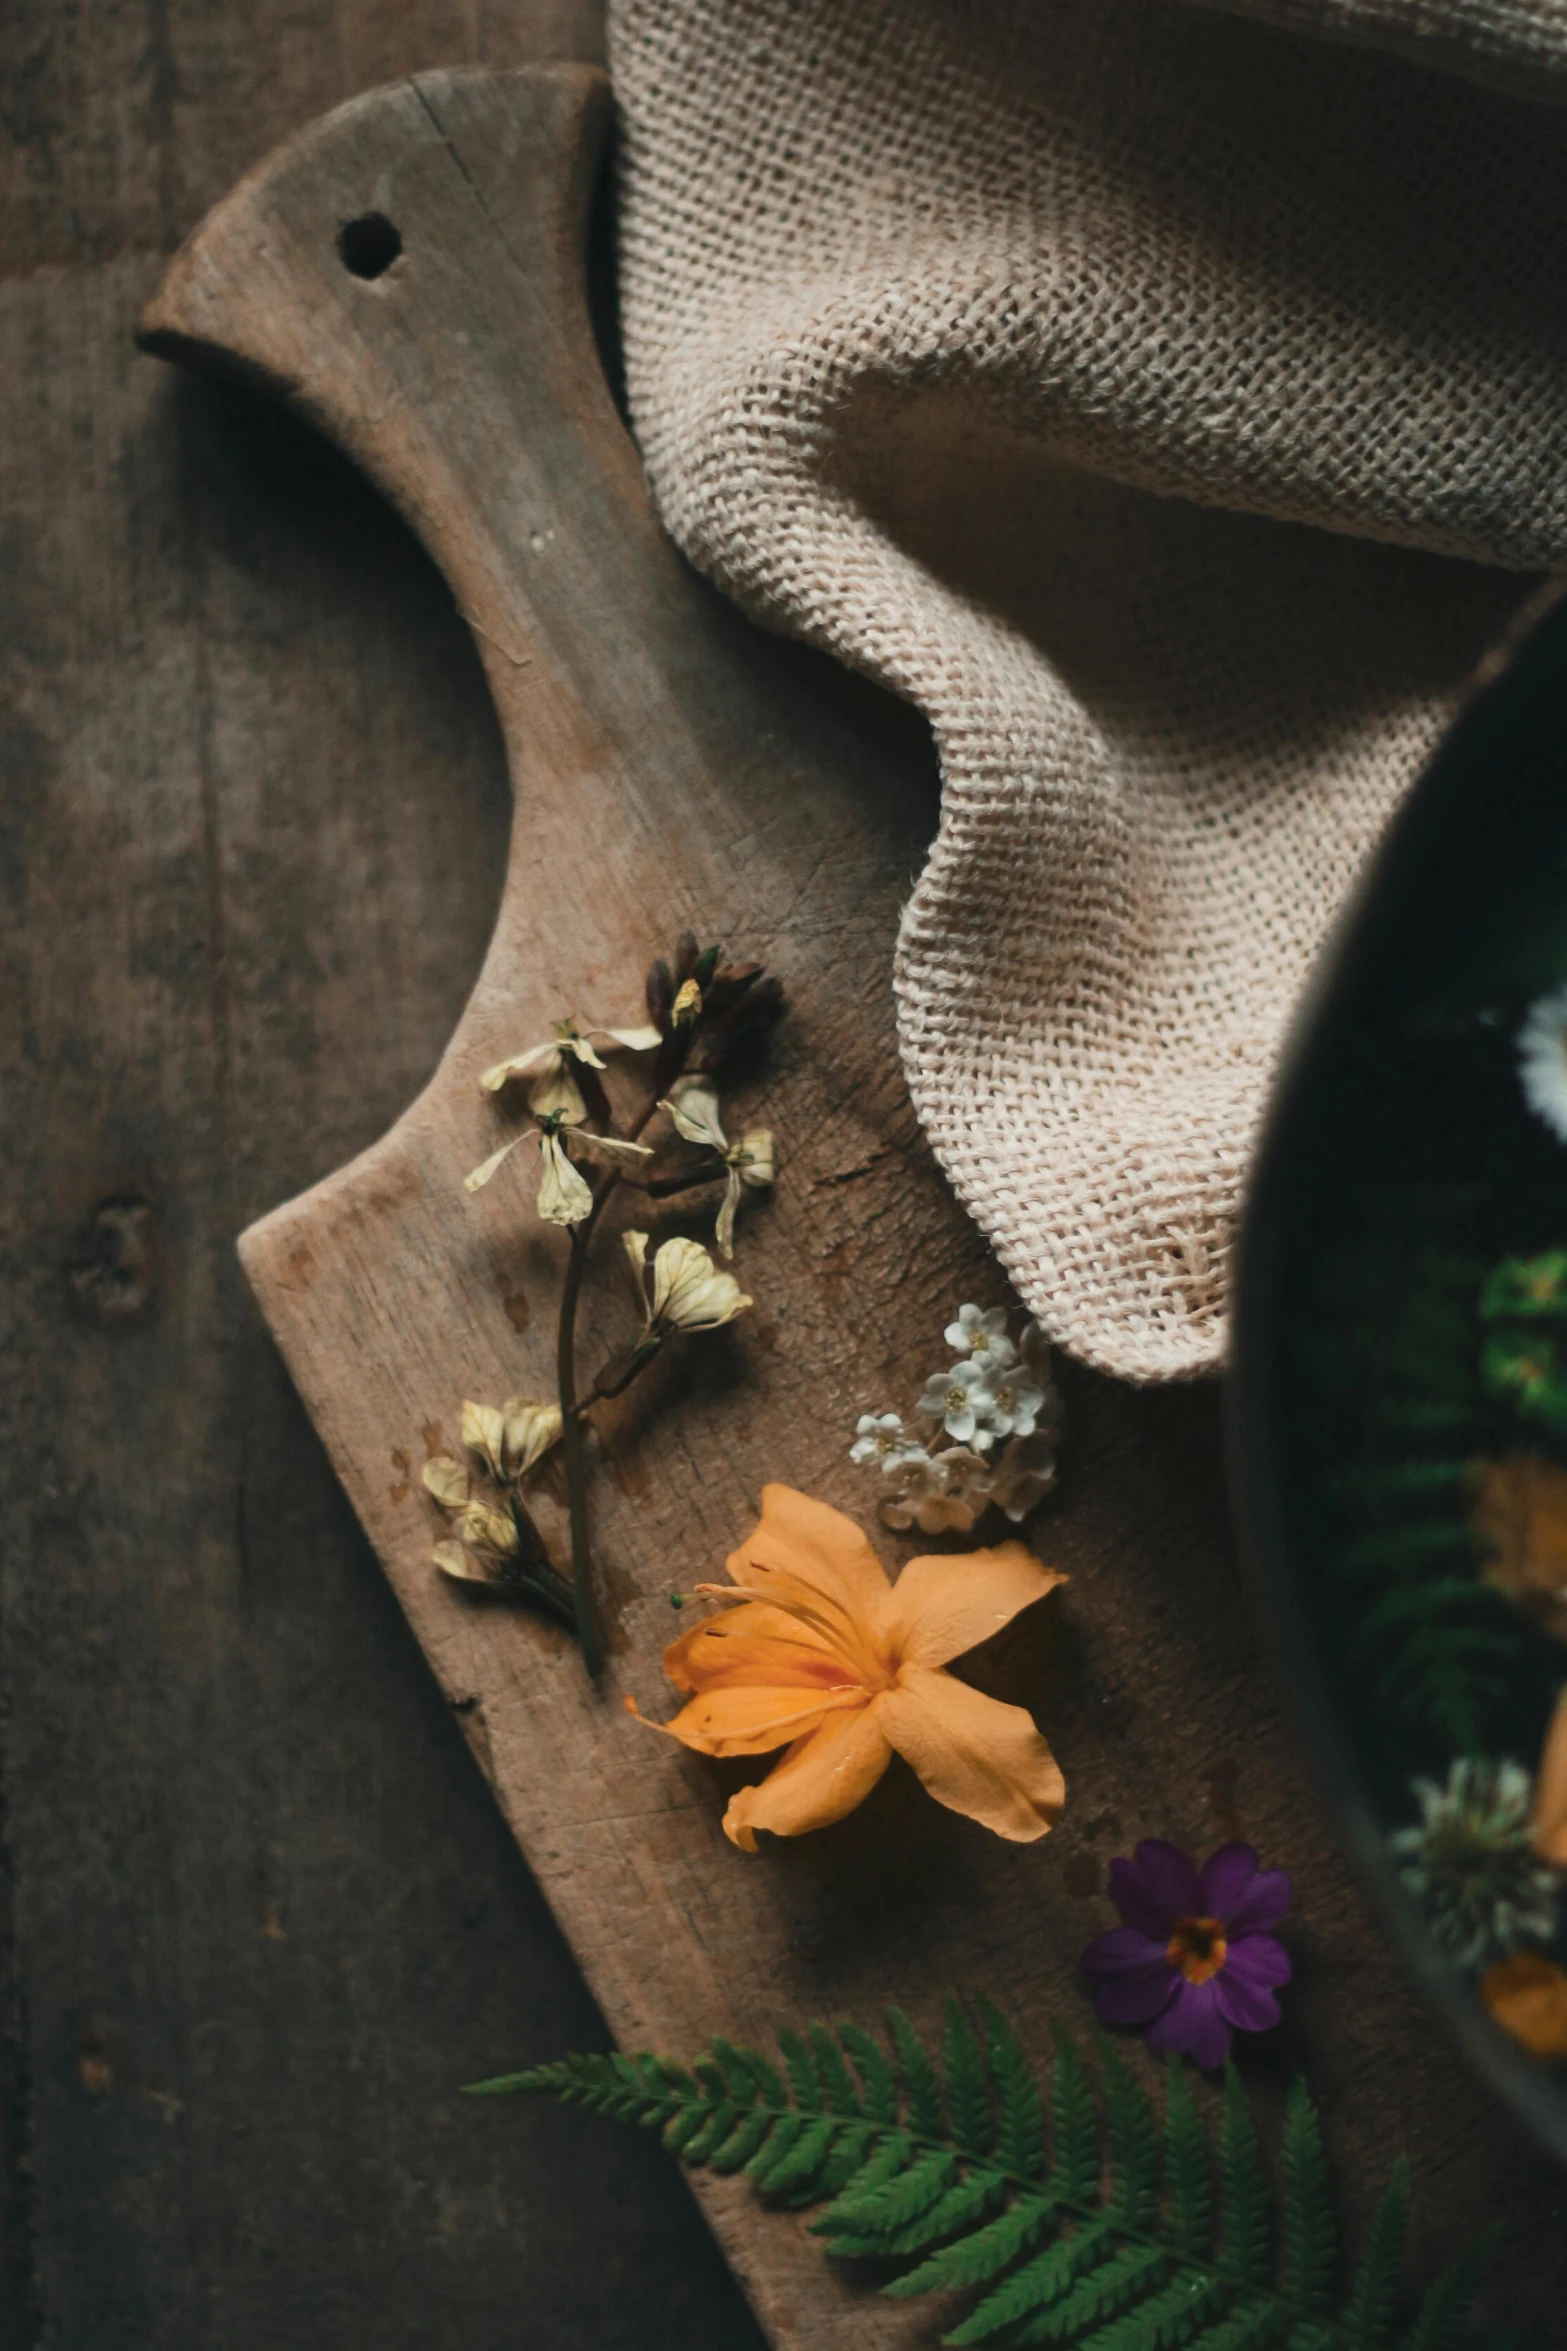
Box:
[635,1485,1067,1851]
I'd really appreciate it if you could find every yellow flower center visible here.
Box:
[701,1576,895,1695]
[1166,1915,1228,1985]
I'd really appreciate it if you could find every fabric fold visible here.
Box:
[610,0,1567,1377]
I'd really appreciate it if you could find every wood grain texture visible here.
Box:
[128,59,1567,2350]
[0,210,756,2351]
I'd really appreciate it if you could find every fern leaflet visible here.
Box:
[485,2008,1517,2350]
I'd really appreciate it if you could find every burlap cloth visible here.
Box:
[608,0,1567,1382]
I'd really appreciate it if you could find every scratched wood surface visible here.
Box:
[123,48,1567,2351]
[0,7,758,2348]
[1,12,1563,2349]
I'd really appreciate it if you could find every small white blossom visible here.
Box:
[624,1231,752,1334]
[915,1356,998,1451]
[1519,983,1567,1143]
[849,1412,925,1468]
[978,1365,1048,1440]
[480,1016,661,1121]
[662,1076,775,1259]
[945,1303,1017,1370]
[881,1446,994,1534]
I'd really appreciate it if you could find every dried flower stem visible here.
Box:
[557,1095,662,1677]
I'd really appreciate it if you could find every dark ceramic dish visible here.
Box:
[1229,585,1567,2165]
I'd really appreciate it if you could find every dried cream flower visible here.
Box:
[662,1076,775,1257]
[465,1110,652,1226]
[424,1456,523,1585]
[480,1017,661,1122]
[455,1500,521,1557]
[422,1455,472,1511]
[536,1128,594,1224]
[624,1230,752,1334]
[461,1397,563,1486]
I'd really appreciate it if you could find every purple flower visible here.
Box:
[1079,1839,1293,2071]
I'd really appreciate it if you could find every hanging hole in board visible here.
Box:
[338,213,403,280]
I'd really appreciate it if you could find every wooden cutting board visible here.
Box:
[133,59,1541,2348]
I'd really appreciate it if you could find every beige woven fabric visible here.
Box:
[608,0,1567,1381]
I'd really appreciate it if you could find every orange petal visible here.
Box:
[726,1485,894,1628]
[884,1542,1067,1671]
[722,1704,892,1851]
[661,1681,862,1758]
[878,1666,1065,1842]
[663,1601,843,1694]
[1535,1685,1567,1867]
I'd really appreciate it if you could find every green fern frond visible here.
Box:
[488,2010,1515,2351]
[986,2000,1047,2183]
[948,1997,998,2157]
[1218,2065,1271,2288]
[1341,2157,1408,2345]
[1399,2225,1505,2351]
[1280,2077,1335,2314]
[1304,1185,1548,1744]
[1161,2060,1212,2259]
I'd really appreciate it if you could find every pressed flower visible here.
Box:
[945,1303,1017,1369]
[978,1364,1048,1441]
[422,1455,472,1511]
[465,1110,652,1225]
[624,1230,751,1334]
[989,1428,1060,1524]
[1533,1686,1567,1867]
[461,1396,562,1486]
[1019,1318,1055,1382]
[454,1499,521,1557]
[645,935,785,1078]
[631,1484,1067,1851]
[1390,1757,1559,1968]
[916,1356,999,1451]
[425,1423,574,1617]
[661,1076,775,1258]
[1518,982,1567,1144]
[881,1446,994,1535]
[426,1443,527,1585]
[849,1412,924,1469]
[1079,1839,1293,2070]
[1481,1950,1567,2060]
[1472,1454,1567,1641]
[480,1016,661,1119]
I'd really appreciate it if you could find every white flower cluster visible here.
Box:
[850,1305,1063,1535]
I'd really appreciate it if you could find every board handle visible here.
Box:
[137,66,729,958]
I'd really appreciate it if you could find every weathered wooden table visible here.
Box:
[2,4,1564,2345]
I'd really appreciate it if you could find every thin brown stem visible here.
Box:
[554,1088,665,1675]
